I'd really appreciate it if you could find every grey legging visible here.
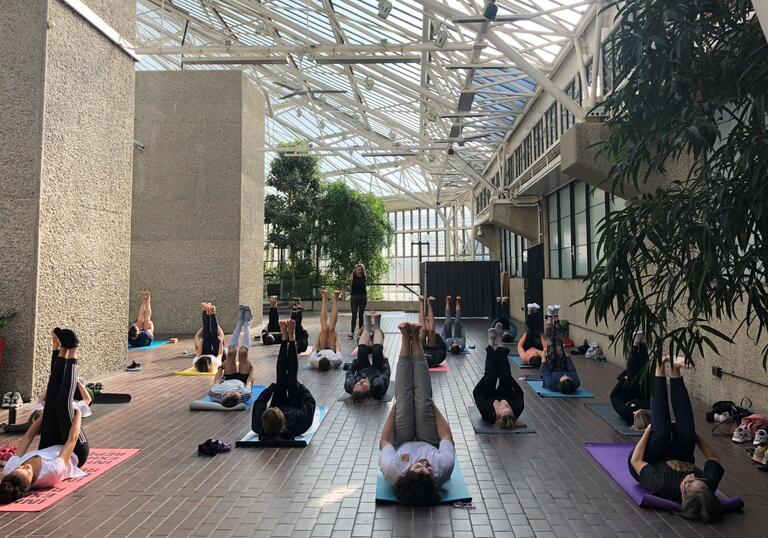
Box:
[393,355,440,447]
[441,305,466,350]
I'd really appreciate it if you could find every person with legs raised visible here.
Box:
[441,296,467,354]
[252,319,316,438]
[1,329,89,504]
[419,296,447,368]
[379,321,455,506]
[345,310,390,400]
[192,303,225,372]
[261,296,282,345]
[517,303,546,368]
[610,331,651,428]
[628,356,724,523]
[310,290,342,371]
[128,290,155,348]
[474,329,526,429]
[207,305,255,408]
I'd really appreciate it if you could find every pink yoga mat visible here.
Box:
[0,448,140,512]
[429,363,449,372]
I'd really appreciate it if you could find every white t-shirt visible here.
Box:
[3,445,87,488]
[192,354,222,370]
[208,378,251,403]
[33,399,92,418]
[379,439,455,486]
[309,349,342,369]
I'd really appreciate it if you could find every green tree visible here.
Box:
[265,144,322,274]
[317,182,393,294]
[580,1,768,366]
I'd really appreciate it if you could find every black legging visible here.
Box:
[291,308,308,353]
[272,341,300,408]
[39,353,89,467]
[611,344,651,424]
[629,375,696,481]
[262,307,282,344]
[473,346,525,422]
[201,311,220,356]
[356,343,384,371]
[350,294,367,333]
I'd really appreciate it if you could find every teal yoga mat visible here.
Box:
[376,459,472,504]
[526,379,594,398]
[129,339,169,350]
[236,405,327,447]
[585,403,642,436]
[511,355,534,369]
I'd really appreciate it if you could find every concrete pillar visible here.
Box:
[0,1,136,398]
[560,122,693,198]
[131,71,265,334]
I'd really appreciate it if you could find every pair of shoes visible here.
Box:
[732,425,753,443]
[753,429,768,445]
[751,445,768,464]
[126,361,142,372]
[546,305,561,317]
[3,392,22,408]
[86,382,104,393]
[714,412,731,423]
[197,439,232,456]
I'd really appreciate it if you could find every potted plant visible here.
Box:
[0,311,16,371]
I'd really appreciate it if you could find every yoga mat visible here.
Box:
[429,363,449,372]
[299,346,313,357]
[468,406,536,434]
[0,448,140,512]
[129,340,169,350]
[236,405,327,448]
[190,385,265,411]
[88,403,124,420]
[586,403,643,437]
[92,393,131,404]
[511,355,534,369]
[300,362,341,371]
[174,366,215,377]
[376,459,472,505]
[526,379,594,398]
[584,443,744,513]
[338,382,395,403]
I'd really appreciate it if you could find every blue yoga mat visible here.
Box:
[526,379,594,398]
[236,405,327,447]
[129,339,169,350]
[376,459,472,504]
[511,355,534,369]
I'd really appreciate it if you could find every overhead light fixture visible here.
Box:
[433,23,448,49]
[318,119,326,130]
[254,20,266,34]
[364,77,374,91]
[296,108,303,118]
[389,130,397,141]
[182,57,287,66]
[484,0,499,21]
[315,55,420,64]
[378,0,393,19]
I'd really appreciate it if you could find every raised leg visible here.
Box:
[442,296,453,340]
[393,324,416,446]
[667,365,696,461]
[644,365,673,464]
[411,324,439,445]
[223,345,239,375]
[319,290,328,331]
[229,306,245,348]
[454,297,464,339]
[238,347,251,375]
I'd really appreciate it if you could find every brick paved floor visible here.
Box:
[0,312,765,537]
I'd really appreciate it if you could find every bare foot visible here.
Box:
[279,320,288,340]
[502,296,509,302]
[446,295,451,302]
[418,295,425,302]
[398,322,410,332]
[209,305,216,315]
[496,296,501,302]
[428,296,435,303]
[321,289,328,299]
[287,319,296,341]
[51,328,61,350]
[333,290,342,300]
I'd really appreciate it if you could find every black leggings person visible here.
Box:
[472,343,525,428]
[350,294,367,335]
[262,296,282,345]
[201,307,220,356]
[610,338,651,425]
[39,349,89,467]
[290,299,309,354]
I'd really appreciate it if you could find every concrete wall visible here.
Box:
[131,71,265,335]
[0,0,136,397]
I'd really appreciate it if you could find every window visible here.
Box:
[548,193,560,278]
[573,183,589,276]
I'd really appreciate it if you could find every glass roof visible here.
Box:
[135,0,594,199]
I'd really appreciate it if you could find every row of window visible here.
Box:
[547,182,625,279]
[475,187,492,213]
[500,229,527,278]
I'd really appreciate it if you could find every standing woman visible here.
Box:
[348,264,368,338]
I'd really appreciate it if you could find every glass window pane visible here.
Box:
[573,182,586,213]
[575,245,589,276]
[561,215,572,248]
[561,247,573,279]
[611,195,627,211]
[590,187,606,208]
[550,250,560,278]
[548,194,558,222]
[559,187,571,218]
[575,211,588,247]
[591,200,606,237]
[549,221,559,250]
[404,211,411,230]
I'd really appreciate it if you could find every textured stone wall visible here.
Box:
[0,1,48,395]
[0,1,135,398]
[131,71,265,335]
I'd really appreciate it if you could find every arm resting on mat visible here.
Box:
[58,409,82,464]
[379,405,396,449]
[630,425,651,475]
[434,405,453,443]
[695,433,721,463]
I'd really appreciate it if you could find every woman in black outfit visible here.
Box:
[472,332,526,430]
[610,332,651,427]
[252,319,316,438]
[349,264,367,338]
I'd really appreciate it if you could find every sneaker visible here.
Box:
[0,393,10,409]
[546,305,555,317]
[197,438,231,456]
[732,425,753,443]
[752,445,767,463]
[10,393,22,408]
[714,411,731,423]
[126,361,142,372]
[753,429,768,446]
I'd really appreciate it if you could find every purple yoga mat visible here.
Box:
[584,443,744,513]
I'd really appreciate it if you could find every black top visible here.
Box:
[350,274,367,296]
[252,383,316,437]
[344,358,391,399]
[425,334,447,367]
[639,459,724,502]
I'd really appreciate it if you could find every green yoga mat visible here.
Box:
[376,459,472,504]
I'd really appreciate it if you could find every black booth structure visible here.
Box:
[420,261,501,318]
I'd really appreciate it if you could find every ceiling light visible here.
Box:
[296,108,303,118]
[378,0,393,19]
[483,0,498,21]
[389,130,397,141]
[318,119,326,130]
[364,77,374,91]
[433,23,448,49]
[254,20,266,34]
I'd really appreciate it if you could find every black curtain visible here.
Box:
[420,261,501,318]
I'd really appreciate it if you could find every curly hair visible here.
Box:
[195,356,213,372]
[0,473,31,504]
[393,470,442,506]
